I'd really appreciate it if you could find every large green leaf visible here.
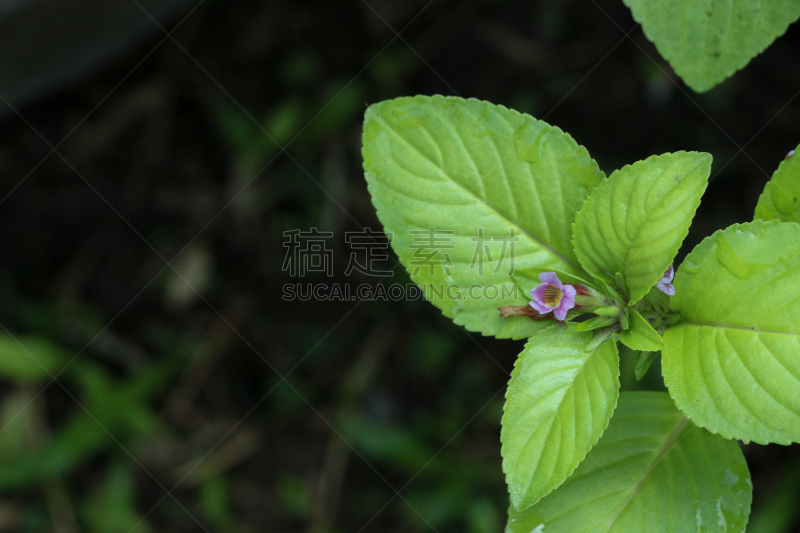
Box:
[506,392,751,533]
[572,152,710,304]
[664,220,800,444]
[501,325,619,510]
[754,144,800,223]
[623,0,800,92]
[363,96,604,339]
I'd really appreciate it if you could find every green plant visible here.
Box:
[361,95,800,532]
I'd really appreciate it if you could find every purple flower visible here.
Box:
[655,265,676,296]
[529,272,576,321]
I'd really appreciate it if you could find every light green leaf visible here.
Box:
[754,144,800,223]
[635,351,657,381]
[363,95,604,339]
[664,220,800,444]
[506,392,752,533]
[572,152,710,304]
[619,308,666,351]
[501,325,619,510]
[623,0,800,92]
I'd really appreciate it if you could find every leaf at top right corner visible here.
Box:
[663,219,800,445]
[754,143,800,223]
[623,0,800,92]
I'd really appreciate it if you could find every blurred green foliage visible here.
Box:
[82,461,152,533]
[0,329,182,531]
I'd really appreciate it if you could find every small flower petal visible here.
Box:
[655,265,676,295]
[561,284,576,303]
[538,272,563,289]
[530,284,550,308]
[529,297,552,314]
[553,284,576,320]
[656,280,676,296]
[662,265,674,283]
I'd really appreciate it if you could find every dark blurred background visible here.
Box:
[0,0,797,531]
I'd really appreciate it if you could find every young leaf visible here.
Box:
[634,351,657,381]
[572,152,710,304]
[506,392,751,533]
[363,96,604,339]
[501,325,619,510]
[623,0,800,92]
[754,144,800,223]
[619,307,665,352]
[574,315,616,332]
[663,220,800,444]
